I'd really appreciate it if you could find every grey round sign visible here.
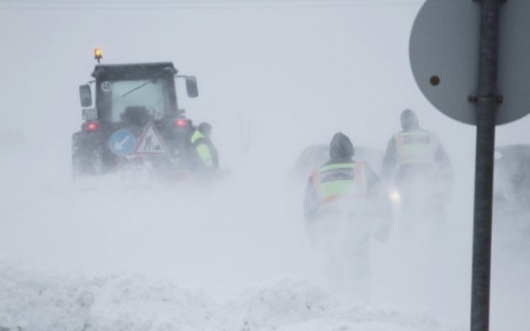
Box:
[410,0,530,125]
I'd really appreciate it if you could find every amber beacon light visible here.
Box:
[94,48,103,63]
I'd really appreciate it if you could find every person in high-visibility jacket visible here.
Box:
[304,133,390,223]
[303,132,392,302]
[190,122,219,172]
[381,109,453,225]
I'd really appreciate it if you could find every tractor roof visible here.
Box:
[92,62,178,80]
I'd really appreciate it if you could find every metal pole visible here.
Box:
[471,0,501,330]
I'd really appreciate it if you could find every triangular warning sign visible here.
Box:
[134,121,169,155]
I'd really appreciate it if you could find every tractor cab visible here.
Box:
[72,49,201,180]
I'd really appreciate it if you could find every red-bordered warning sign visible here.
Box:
[134,121,169,155]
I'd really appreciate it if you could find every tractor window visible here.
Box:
[106,79,171,123]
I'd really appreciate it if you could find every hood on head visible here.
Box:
[330,132,354,161]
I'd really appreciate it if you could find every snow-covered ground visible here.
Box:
[1,1,530,330]
[0,262,464,331]
[1,138,528,330]
[0,171,467,331]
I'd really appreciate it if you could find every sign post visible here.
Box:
[470,1,501,330]
[407,0,530,330]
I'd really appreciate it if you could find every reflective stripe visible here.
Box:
[312,162,367,208]
[395,130,438,165]
[355,163,367,199]
[311,169,322,202]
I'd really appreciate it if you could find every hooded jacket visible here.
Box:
[381,112,452,184]
[303,133,390,223]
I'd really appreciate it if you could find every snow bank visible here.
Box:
[0,260,214,331]
[0,261,464,331]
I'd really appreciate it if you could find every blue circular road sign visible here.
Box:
[108,130,136,157]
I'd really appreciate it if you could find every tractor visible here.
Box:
[72,49,202,184]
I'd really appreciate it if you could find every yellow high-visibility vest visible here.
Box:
[395,130,438,165]
[191,130,213,167]
[311,162,367,209]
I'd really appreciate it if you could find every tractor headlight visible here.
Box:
[389,189,401,204]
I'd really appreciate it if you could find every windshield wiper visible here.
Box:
[121,79,156,97]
